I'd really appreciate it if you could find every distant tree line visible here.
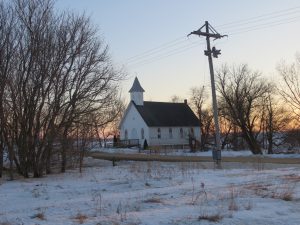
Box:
[0,0,124,178]
[187,59,300,155]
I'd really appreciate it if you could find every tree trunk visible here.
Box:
[8,148,14,180]
[61,132,69,173]
[46,145,52,174]
[0,145,3,178]
[267,133,273,154]
[61,144,67,173]
[243,130,262,154]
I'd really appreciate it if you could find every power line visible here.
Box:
[127,17,299,68]
[125,36,186,62]
[127,42,203,68]
[216,6,300,29]
[125,6,300,68]
[228,15,300,35]
[126,39,201,64]
[125,6,300,64]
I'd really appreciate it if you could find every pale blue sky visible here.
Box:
[56,0,300,102]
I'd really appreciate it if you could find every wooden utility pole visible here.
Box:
[188,21,227,166]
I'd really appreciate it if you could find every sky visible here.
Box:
[56,0,300,102]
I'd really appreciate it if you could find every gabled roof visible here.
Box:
[133,101,199,127]
[129,77,145,92]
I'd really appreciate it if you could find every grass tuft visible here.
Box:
[143,197,163,204]
[74,213,88,224]
[198,214,223,222]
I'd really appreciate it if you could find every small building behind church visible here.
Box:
[119,77,201,147]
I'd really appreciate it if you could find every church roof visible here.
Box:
[129,77,145,92]
[133,101,199,127]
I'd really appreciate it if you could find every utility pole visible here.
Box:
[188,21,227,167]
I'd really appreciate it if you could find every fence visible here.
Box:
[115,139,140,148]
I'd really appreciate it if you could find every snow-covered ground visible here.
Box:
[0,156,300,225]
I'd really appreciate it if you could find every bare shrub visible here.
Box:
[0,222,14,225]
[252,158,265,171]
[244,181,295,201]
[272,184,295,201]
[243,183,271,197]
[244,201,253,210]
[73,213,88,224]
[228,187,239,211]
[143,197,163,204]
[198,213,223,222]
[191,179,207,205]
[282,174,300,183]
[32,212,46,220]
[228,200,238,211]
[116,201,127,222]
[92,190,103,216]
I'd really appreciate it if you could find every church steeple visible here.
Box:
[129,77,144,105]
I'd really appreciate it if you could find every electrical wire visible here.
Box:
[227,15,300,35]
[127,42,203,68]
[125,36,187,63]
[216,6,300,29]
[124,6,300,68]
[126,7,300,64]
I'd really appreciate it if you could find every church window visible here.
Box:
[180,128,183,138]
[190,128,194,137]
[157,128,161,139]
[169,128,173,139]
[141,128,144,139]
[125,129,128,140]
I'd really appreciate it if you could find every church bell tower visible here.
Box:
[129,77,144,106]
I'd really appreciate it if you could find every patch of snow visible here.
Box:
[0,158,300,224]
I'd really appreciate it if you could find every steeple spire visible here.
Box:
[129,77,144,93]
[129,77,144,105]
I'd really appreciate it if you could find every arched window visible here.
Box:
[169,128,173,139]
[157,128,161,139]
[125,129,128,140]
[141,128,144,139]
[180,128,183,138]
[190,128,194,137]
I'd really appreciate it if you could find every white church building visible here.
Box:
[119,77,201,147]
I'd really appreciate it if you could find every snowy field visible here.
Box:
[0,157,300,225]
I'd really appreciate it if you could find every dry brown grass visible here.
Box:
[243,181,295,201]
[282,174,300,183]
[74,213,88,224]
[0,222,13,225]
[143,197,164,204]
[34,212,46,220]
[271,184,295,201]
[228,200,238,211]
[243,183,271,197]
[226,186,239,211]
[244,201,253,210]
[198,213,223,222]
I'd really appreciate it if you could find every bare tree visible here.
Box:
[0,2,18,178]
[216,64,271,154]
[277,54,300,119]
[170,95,183,103]
[262,90,291,154]
[189,86,215,150]
[0,0,124,178]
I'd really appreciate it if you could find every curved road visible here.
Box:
[89,152,300,164]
